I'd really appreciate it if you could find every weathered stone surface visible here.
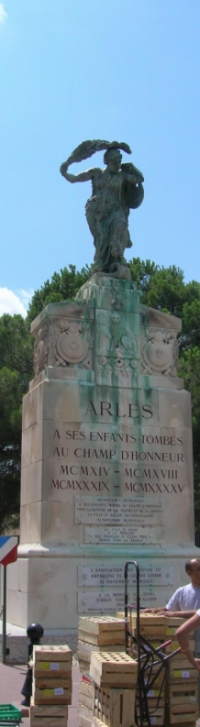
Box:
[6,277,199,629]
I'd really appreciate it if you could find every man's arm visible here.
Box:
[142,607,168,614]
[143,588,182,614]
[165,610,196,618]
[176,613,200,670]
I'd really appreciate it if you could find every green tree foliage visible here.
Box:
[28,264,92,321]
[0,367,23,531]
[130,259,200,356]
[1,260,200,533]
[0,315,35,531]
[0,314,33,377]
[179,348,200,530]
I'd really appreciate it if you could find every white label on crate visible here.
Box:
[190,697,196,702]
[54,687,64,695]
[50,662,59,670]
[148,691,155,697]
[150,719,156,725]
[182,670,190,678]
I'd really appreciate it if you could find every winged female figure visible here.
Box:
[60,140,144,278]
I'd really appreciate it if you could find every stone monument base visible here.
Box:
[6,545,200,635]
[5,277,199,632]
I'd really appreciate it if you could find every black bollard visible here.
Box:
[21,623,44,707]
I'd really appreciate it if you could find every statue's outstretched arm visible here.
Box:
[60,162,96,184]
[60,139,132,184]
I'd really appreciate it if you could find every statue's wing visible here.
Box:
[66,140,110,166]
[66,140,132,166]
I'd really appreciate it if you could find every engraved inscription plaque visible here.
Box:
[75,495,164,524]
[78,588,158,613]
[84,525,159,544]
[77,563,174,587]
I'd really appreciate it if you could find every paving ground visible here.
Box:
[0,662,80,726]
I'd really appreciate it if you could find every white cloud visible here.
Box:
[0,288,34,318]
[17,288,34,309]
[0,4,7,24]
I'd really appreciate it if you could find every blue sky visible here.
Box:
[0,0,200,316]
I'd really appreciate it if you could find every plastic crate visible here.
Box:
[0,704,21,724]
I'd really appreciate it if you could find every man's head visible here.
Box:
[185,559,200,586]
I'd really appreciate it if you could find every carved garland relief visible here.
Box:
[33,316,179,379]
[141,329,179,376]
[33,318,93,375]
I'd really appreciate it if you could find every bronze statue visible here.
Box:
[60,140,144,278]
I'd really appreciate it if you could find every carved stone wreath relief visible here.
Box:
[34,318,93,375]
[53,319,92,368]
[33,314,179,380]
[141,328,179,377]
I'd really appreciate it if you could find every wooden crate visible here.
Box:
[33,676,72,705]
[79,680,95,710]
[166,703,198,724]
[30,699,68,726]
[167,659,198,684]
[166,616,192,628]
[78,705,93,727]
[167,724,196,727]
[146,698,165,709]
[166,682,198,705]
[78,617,124,646]
[174,724,197,727]
[78,703,93,724]
[93,719,109,727]
[165,639,194,654]
[33,645,72,677]
[145,690,165,708]
[77,641,124,663]
[90,652,137,688]
[141,708,165,725]
[94,685,135,727]
[79,660,90,674]
[78,631,124,647]
[144,666,166,691]
[117,612,191,642]
[116,612,167,639]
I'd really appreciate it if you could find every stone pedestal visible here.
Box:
[6,277,199,635]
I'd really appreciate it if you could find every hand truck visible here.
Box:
[124,561,181,727]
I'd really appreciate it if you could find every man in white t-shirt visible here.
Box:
[165,559,200,653]
[145,558,200,711]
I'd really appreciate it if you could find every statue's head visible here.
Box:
[104,147,122,173]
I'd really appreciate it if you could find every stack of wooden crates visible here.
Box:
[117,611,199,727]
[77,616,137,727]
[77,617,125,673]
[30,644,72,727]
[165,616,198,727]
[79,652,137,727]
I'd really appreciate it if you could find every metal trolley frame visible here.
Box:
[124,561,181,727]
